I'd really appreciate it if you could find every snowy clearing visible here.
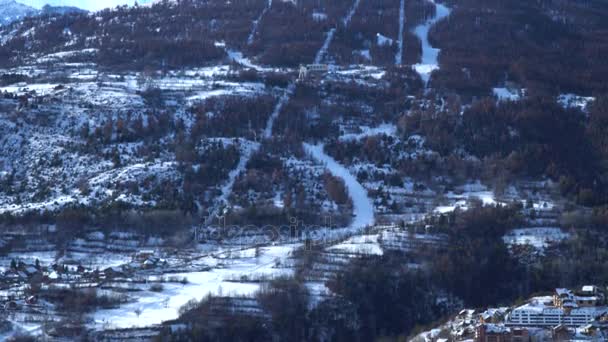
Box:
[503,227,569,250]
[92,244,300,329]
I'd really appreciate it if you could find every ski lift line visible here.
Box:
[395,0,406,65]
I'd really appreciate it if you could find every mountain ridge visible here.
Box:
[0,0,86,26]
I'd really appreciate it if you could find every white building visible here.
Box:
[507,296,608,327]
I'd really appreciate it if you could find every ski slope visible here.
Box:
[303,143,375,230]
[395,0,406,65]
[413,0,451,85]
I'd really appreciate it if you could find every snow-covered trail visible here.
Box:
[314,29,337,64]
[413,0,451,85]
[203,82,297,223]
[303,143,375,231]
[204,141,260,224]
[395,0,406,65]
[206,0,362,224]
[247,0,272,45]
[203,82,294,225]
[263,83,295,139]
[315,0,362,64]
[343,0,362,26]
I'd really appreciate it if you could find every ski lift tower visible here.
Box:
[298,64,308,81]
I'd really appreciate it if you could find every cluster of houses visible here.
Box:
[1,250,164,311]
[419,286,608,342]
[477,286,608,341]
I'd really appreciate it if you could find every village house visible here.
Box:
[480,308,509,324]
[553,286,604,309]
[509,287,608,328]
[551,324,571,341]
[475,324,534,342]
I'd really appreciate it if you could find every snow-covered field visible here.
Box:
[493,87,522,102]
[327,234,383,256]
[503,227,569,250]
[92,244,300,329]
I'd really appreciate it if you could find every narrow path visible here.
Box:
[343,0,362,26]
[412,0,451,85]
[204,141,259,225]
[303,143,375,231]
[247,0,272,46]
[315,0,362,64]
[314,29,336,64]
[395,0,406,65]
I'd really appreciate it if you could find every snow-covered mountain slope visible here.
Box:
[0,0,86,26]
[0,0,36,26]
[40,4,87,15]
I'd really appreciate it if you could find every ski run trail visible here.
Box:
[315,0,361,64]
[303,143,375,231]
[395,0,406,65]
[247,0,272,45]
[205,0,362,225]
[413,0,451,85]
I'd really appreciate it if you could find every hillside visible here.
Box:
[0,0,36,25]
[1,0,608,340]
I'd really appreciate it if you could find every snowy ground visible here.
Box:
[327,234,383,256]
[339,123,397,142]
[412,0,451,85]
[503,227,569,251]
[92,244,301,329]
[493,87,523,102]
[558,93,595,112]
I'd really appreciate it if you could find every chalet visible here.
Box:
[476,324,512,342]
[4,301,18,310]
[475,325,532,342]
[103,266,125,279]
[510,327,530,342]
[553,286,603,309]
[26,295,38,305]
[133,250,155,262]
[480,308,509,324]
[551,324,571,341]
[23,265,39,277]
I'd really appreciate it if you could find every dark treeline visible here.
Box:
[0,203,194,237]
[402,95,608,206]
[431,0,608,97]
[249,0,358,66]
[190,95,276,141]
[0,0,268,69]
